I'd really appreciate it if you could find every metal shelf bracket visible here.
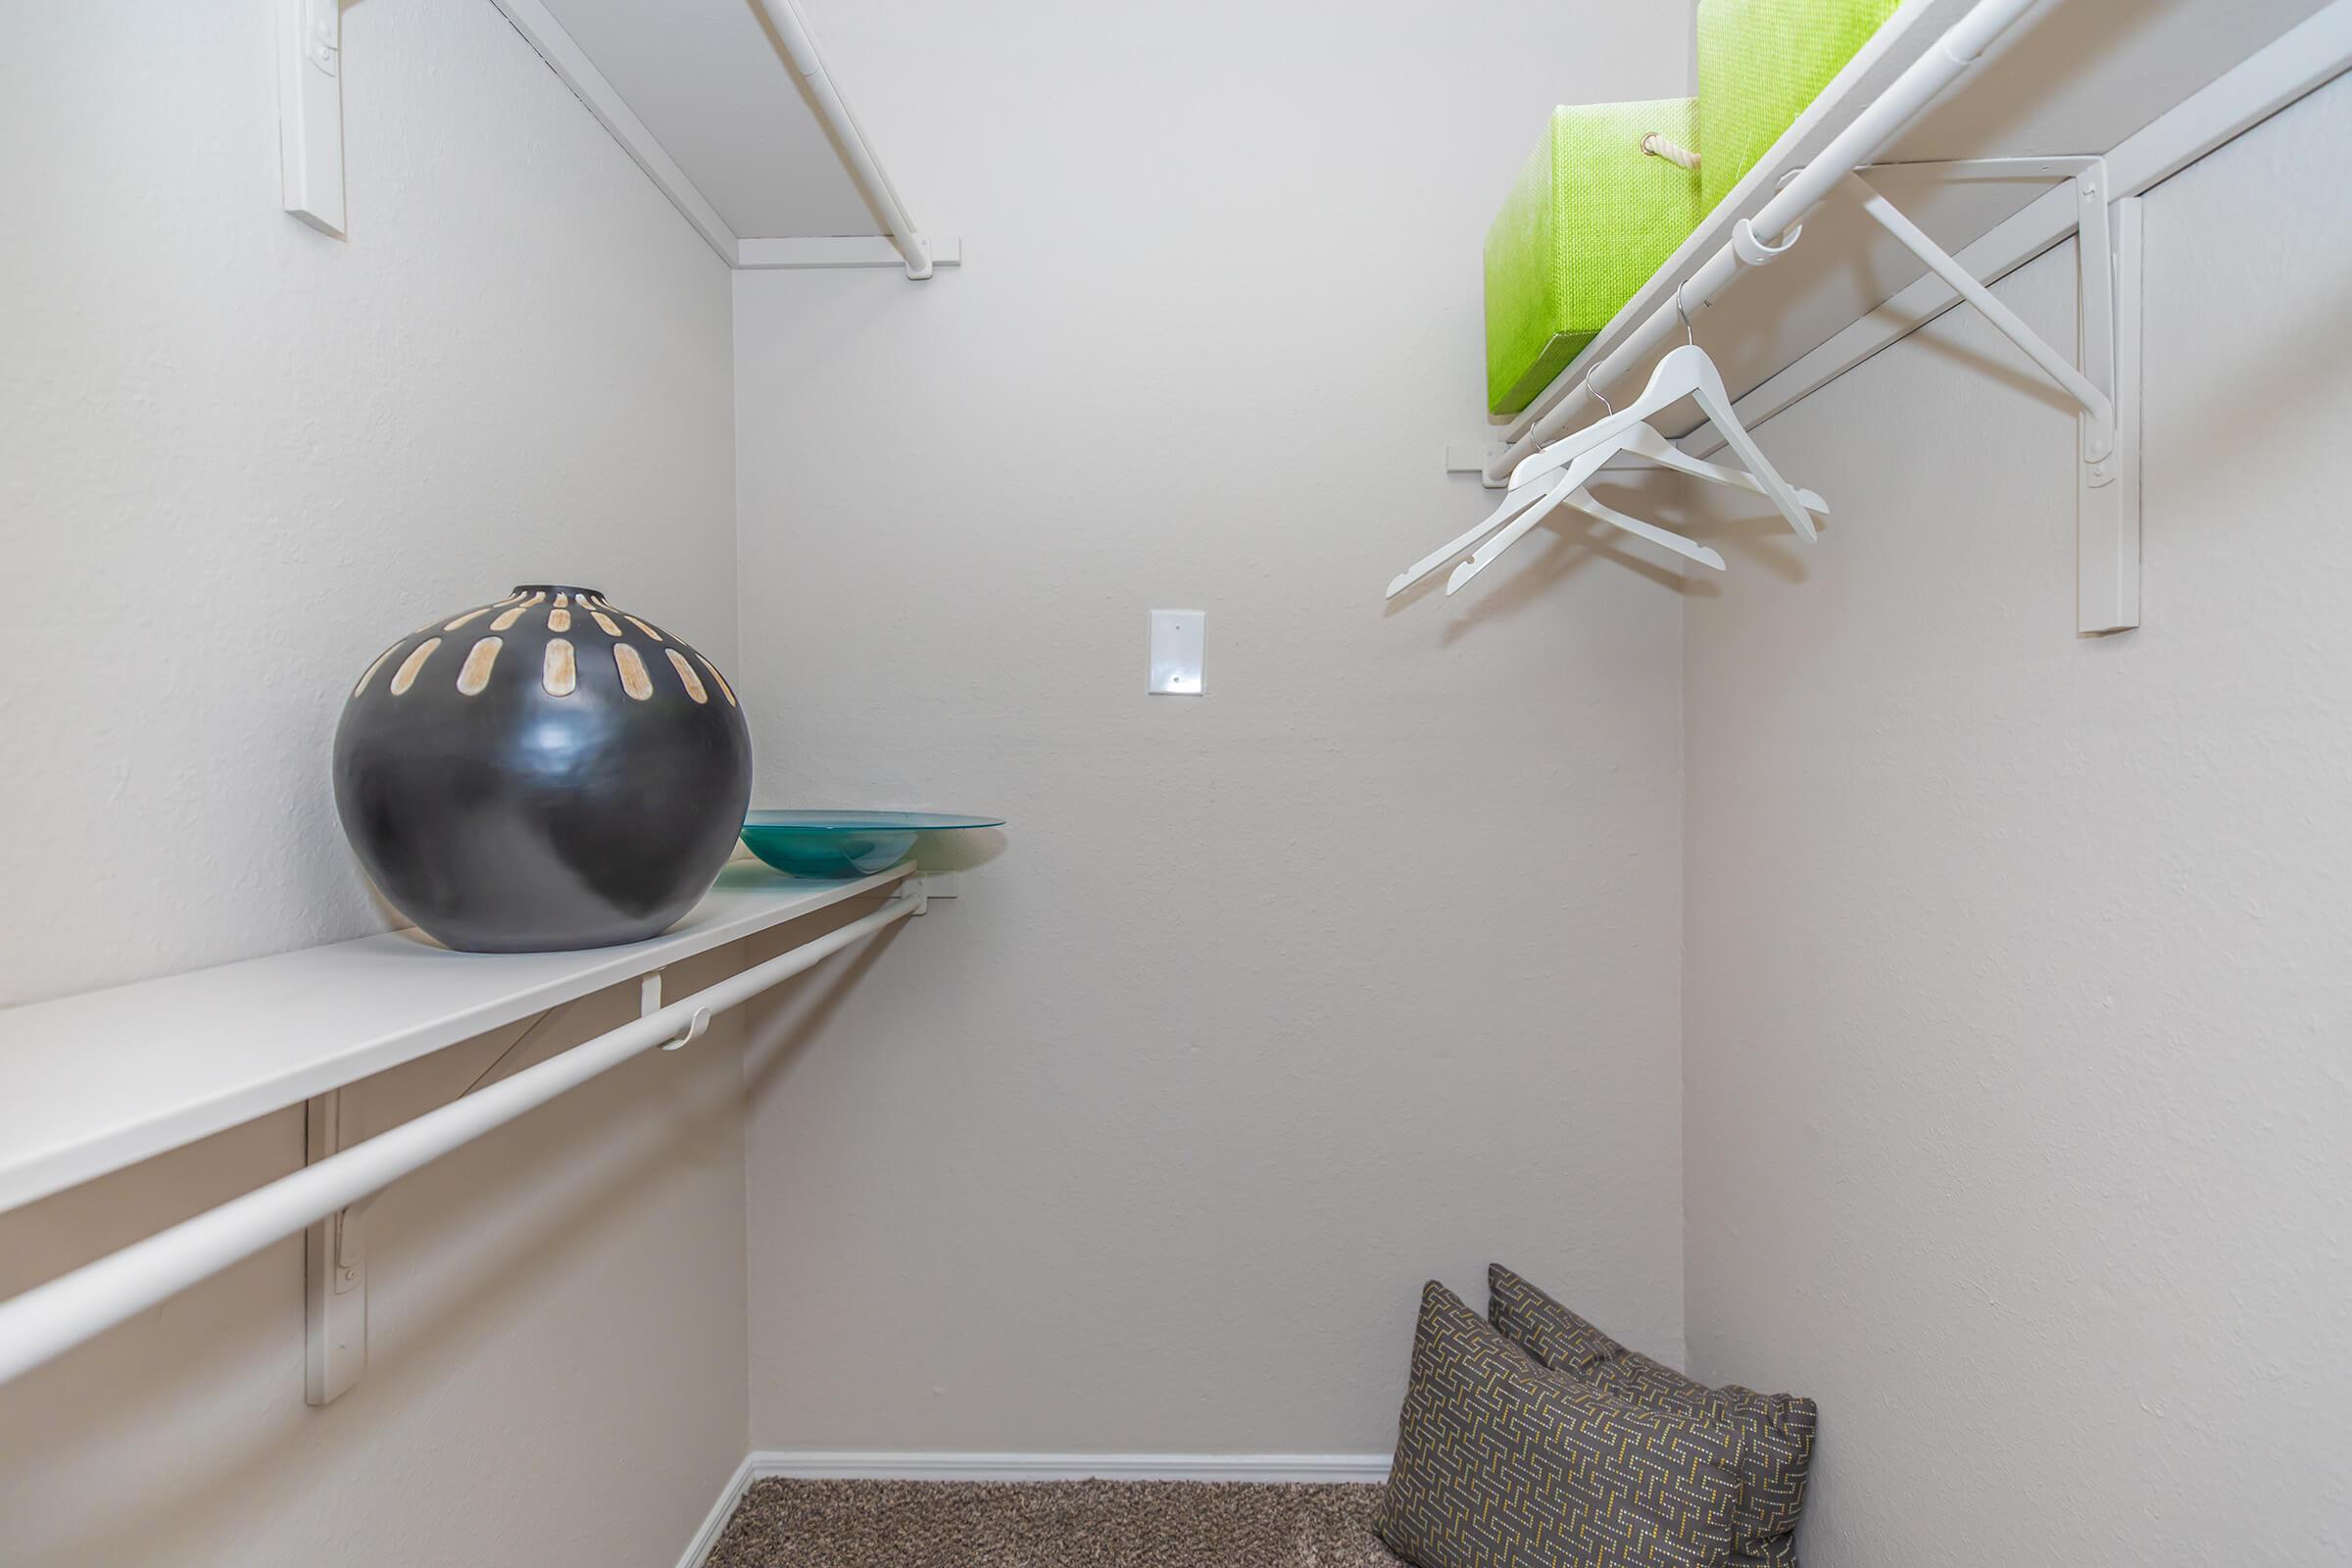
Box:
[303,999,570,1405]
[303,1090,368,1404]
[1848,159,2142,634]
[275,0,346,237]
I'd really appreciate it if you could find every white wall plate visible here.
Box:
[1148,610,1205,696]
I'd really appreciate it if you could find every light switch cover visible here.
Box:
[1149,609,1205,695]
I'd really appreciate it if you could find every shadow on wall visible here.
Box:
[907,828,1007,879]
[1384,514,1687,638]
[739,894,912,1095]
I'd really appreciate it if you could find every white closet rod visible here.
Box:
[0,881,924,1389]
[1484,0,2045,485]
[753,0,935,279]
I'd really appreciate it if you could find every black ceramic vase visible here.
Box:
[333,586,754,953]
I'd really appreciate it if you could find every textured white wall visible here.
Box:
[0,0,747,1562]
[732,0,1695,1453]
[1681,79,2352,1565]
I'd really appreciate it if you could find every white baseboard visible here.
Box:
[673,1451,760,1568]
[677,1449,1394,1565]
[751,1450,1394,1484]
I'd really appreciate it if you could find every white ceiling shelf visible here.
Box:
[278,0,955,272]
[0,863,907,1217]
[1471,0,2348,479]
[495,0,954,274]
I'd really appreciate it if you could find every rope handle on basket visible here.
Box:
[1639,131,1701,172]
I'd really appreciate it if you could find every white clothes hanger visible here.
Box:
[1549,479,1728,576]
[1390,433,1731,598]
[1447,334,1821,595]
[1602,422,1830,519]
[1464,376,1725,586]
[1503,341,1817,544]
[1385,472,1566,600]
[1449,439,1641,593]
[1388,365,1761,599]
[1395,291,1829,600]
[1444,443,1721,595]
[1519,377,1727,576]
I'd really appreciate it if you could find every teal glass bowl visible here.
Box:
[739,809,1003,878]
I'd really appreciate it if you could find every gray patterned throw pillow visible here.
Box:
[1487,1264,1818,1565]
[1377,1281,1743,1568]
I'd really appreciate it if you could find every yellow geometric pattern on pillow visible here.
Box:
[1377,1282,1742,1568]
[1489,1262,1625,1376]
[1592,1354,1817,1555]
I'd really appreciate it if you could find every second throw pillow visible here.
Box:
[1487,1264,1818,1564]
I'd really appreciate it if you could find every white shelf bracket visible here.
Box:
[304,1090,367,1404]
[305,997,570,1405]
[275,0,346,237]
[2079,193,2143,635]
[301,960,715,1406]
[1446,441,1512,484]
[1847,163,2140,634]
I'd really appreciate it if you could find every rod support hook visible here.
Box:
[1732,215,1803,268]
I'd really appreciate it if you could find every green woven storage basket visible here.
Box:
[1697,0,1902,215]
[1483,99,1701,416]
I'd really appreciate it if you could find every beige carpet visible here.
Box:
[706,1478,1409,1568]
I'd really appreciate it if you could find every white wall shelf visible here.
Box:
[0,863,907,1217]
